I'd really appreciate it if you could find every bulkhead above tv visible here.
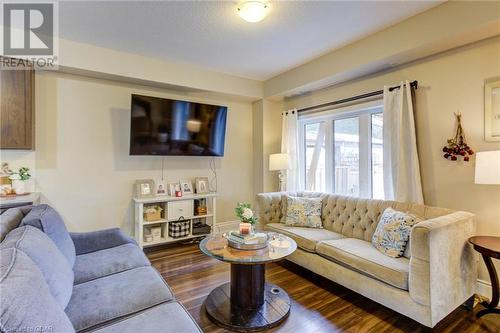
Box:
[129,94,228,156]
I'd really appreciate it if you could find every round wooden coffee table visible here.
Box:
[468,236,500,318]
[199,232,297,332]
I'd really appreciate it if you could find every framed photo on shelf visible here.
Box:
[167,182,180,197]
[179,180,193,195]
[155,180,167,196]
[195,177,210,194]
[135,179,154,198]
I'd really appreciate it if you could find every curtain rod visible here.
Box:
[297,80,418,113]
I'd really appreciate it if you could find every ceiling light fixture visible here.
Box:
[237,1,270,23]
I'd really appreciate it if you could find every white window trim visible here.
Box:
[298,99,383,197]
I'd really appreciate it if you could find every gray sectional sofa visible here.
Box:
[0,204,201,333]
[257,191,477,328]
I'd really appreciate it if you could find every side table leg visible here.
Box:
[477,254,499,318]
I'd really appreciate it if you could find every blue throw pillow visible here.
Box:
[371,207,421,258]
[1,226,74,309]
[21,204,76,267]
[284,196,323,228]
[0,248,75,333]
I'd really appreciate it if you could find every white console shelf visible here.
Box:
[134,193,216,249]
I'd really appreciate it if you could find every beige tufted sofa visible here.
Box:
[256,191,477,328]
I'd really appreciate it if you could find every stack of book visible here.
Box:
[227,231,267,245]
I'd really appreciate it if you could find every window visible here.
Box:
[334,117,360,196]
[298,101,383,199]
[371,113,384,199]
[304,122,326,192]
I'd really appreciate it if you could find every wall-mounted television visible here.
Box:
[129,94,227,156]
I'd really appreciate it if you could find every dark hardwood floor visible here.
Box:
[147,243,499,333]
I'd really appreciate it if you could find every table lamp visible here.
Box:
[472,150,500,318]
[269,153,288,192]
[475,151,500,185]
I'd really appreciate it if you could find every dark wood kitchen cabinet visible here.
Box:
[0,62,35,150]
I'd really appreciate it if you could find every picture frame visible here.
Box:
[167,182,181,197]
[179,179,194,195]
[485,77,500,141]
[155,180,167,196]
[135,179,154,198]
[195,177,210,194]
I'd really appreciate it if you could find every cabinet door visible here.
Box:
[0,67,35,150]
[167,200,194,220]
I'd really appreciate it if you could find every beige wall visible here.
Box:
[58,38,262,100]
[1,71,254,234]
[284,37,500,284]
[252,99,283,195]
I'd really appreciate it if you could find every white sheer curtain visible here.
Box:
[383,81,424,204]
[281,109,301,191]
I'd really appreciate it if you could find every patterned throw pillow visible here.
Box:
[284,196,323,228]
[372,207,421,258]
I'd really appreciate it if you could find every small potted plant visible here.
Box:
[235,203,257,235]
[9,167,31,195]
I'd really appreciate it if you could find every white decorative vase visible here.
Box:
[11,180,26,195]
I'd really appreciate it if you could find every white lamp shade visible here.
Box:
[475,151,500,184]
[269,153,288,171]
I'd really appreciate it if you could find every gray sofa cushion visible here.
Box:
[73,243,151,284]
[316,238,410,290]
[21,204,76,267]
[70,228,138,255]
[1,226,74,308]
[0,248,75,333]
[65,266,174,332]
[0,207,24,241]
[265,222,344,252]
[89,302,202,333]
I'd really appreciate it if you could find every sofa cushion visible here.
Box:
[265,223,343,252]
[70,228,138,255]
[0,207,24,241]
[284,196,323,228]
[73,243,151,284]
[21,204,76,267]
[316,238,410,290]
[89,302,201,333]
[371,208,421,258]
[0,248,75,333]
[65,266,173,332]
[1,226,74,308]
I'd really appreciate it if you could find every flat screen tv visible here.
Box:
[129,94,227,156]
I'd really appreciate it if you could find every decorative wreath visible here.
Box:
[442,113,474,162]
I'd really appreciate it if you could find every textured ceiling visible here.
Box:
[59,1,442,81]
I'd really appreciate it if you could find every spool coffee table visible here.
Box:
[199,232,297,332]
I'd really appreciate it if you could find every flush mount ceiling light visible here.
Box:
[237,1,270,23]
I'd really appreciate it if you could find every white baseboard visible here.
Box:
[476,279,493,298]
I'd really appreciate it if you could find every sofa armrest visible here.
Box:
[70,228,137,255]
[256,192,285,228]
[408,211,476,326]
